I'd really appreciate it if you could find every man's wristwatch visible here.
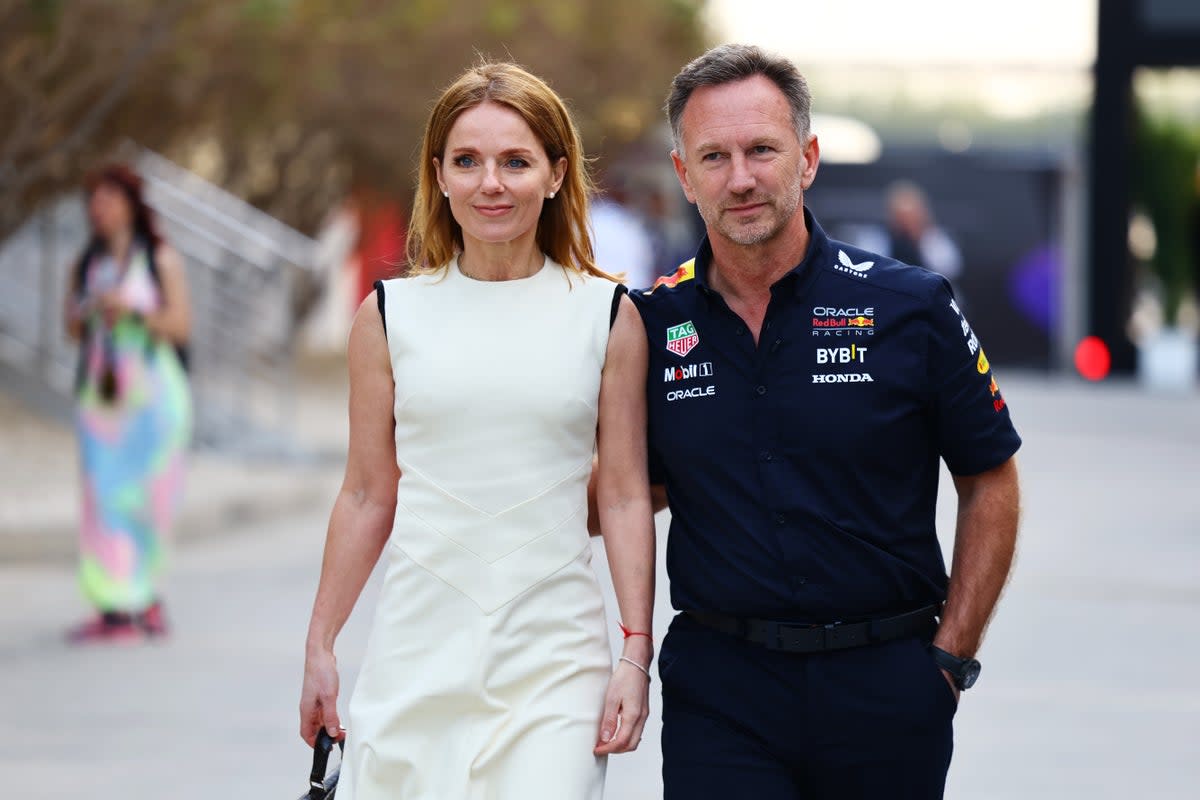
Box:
[930,646,981,690]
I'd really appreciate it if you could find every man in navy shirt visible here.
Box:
[602,44,1021,798]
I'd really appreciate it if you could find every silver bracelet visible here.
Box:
[618,656,651,680]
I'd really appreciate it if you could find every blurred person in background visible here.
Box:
[299,62,655,799]
[612,44,1021,799]
[641,180,700,283]
[590,176,658,289]
[62,163,193,643]
[857,180,967,306]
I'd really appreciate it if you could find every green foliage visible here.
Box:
[1132,111,1200,326]
[25,0,65,30]
[239,0,294,25]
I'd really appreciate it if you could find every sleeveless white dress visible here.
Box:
[339,257,621,800]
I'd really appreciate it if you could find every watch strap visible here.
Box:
[930,645,979,690]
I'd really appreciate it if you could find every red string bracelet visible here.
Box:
[619,622,652,640]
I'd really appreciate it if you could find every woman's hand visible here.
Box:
[96,289,129,327]
[593,647,652,756]
[300,647,344,747]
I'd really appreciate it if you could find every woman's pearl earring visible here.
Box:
[548,191,555,199]
[442,190,449,198]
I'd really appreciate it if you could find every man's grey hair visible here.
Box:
[666,43,812,153]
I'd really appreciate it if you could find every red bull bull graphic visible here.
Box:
[648,260,696,293]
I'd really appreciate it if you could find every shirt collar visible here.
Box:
[691,206,831,301]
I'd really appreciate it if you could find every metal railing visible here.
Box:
[0,148,322,455]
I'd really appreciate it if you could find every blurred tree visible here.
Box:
[1132,110,1199,328]
[0,0,191,234]
[0,0,707,240]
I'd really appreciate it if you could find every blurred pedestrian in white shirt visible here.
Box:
[590,189,657,290]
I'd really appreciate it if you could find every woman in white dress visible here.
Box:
[299,62,656,799]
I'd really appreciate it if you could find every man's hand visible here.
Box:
[939,668,961,704]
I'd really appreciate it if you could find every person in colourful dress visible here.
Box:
[62,164,193,642]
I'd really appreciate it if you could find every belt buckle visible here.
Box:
[764,620,812,651]
[766,620,833,652]
[762,620,785,651]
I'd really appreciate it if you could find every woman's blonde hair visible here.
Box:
[406,62,616,281]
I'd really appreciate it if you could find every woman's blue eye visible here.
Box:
[505,158,529,169]
[454,155,476,167]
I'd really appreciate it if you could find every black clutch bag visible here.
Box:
[299,730,343,800]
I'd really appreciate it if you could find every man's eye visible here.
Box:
[752,145,773,155]
[701,152,723,162]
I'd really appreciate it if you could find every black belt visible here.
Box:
[684,605,940,654]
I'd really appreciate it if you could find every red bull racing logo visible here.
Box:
[812,306,876,337]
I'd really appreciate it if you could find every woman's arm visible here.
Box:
[300,295,400,745]
[593,294,655,755]
[63,260,84,342]
[587,463,667,536]
[142,243,191,344]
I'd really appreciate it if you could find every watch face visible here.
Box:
[960,659,981,690]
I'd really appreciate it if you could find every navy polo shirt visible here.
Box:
[630,208,1021,622]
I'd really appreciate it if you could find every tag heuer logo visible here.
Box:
[666,321,699,357]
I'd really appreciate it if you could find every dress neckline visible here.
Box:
[451,254,553,285]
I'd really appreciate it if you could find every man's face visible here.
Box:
[672,75,819,247]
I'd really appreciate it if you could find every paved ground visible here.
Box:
[0,368,1197,798]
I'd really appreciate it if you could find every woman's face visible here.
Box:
[435,101,566,252]
[87,182,134,239]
